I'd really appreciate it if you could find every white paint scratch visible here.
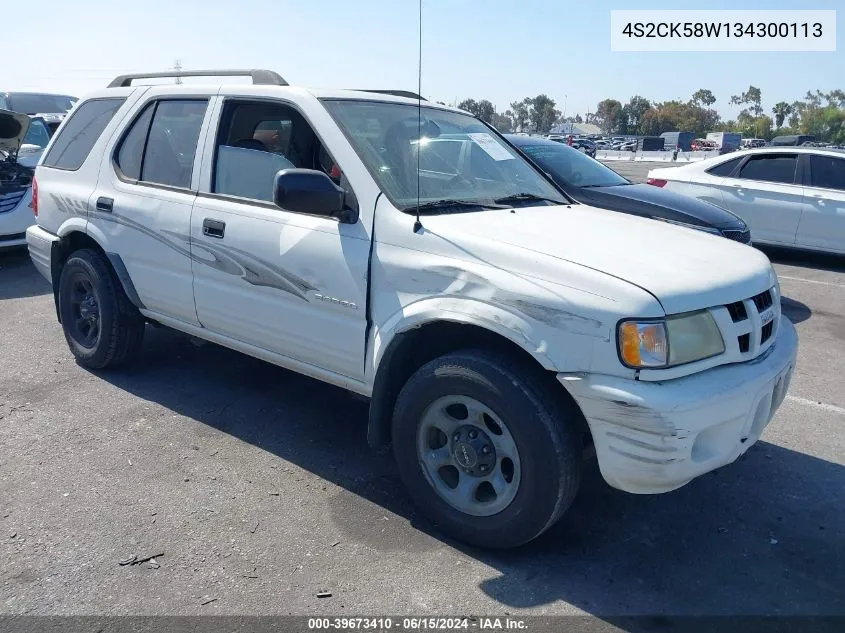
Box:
[785,395,845,415]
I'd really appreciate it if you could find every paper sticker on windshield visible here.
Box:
[468,133,515,161]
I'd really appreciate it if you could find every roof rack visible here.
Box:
[358,90,426,101]
[107,69,287,88]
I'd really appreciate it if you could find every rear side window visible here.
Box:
[738,154,797,185]
[42,98,125,170]
[809,155,845,191]
[115,99,207,189]
[705,157,742,177]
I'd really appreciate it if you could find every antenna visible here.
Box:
[413,0,423,234]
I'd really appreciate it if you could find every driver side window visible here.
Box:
[212,100,343,203]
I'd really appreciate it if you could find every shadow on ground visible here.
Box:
[762,245,845,274]
[91,326,845,618]
[0,249,50,300]
[780,296,812,324]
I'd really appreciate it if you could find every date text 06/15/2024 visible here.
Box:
[307,617,528,630]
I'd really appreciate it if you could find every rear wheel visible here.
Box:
[58,249,145,369]
[392,350,583,548]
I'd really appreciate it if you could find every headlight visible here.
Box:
[654,217,721,235]
[618,311,725,369]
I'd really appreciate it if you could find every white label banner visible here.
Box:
[610,10,836,52]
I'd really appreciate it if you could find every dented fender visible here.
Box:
[367,296,562,383]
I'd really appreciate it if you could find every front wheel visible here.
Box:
[392,350,583,548]
[58,249,145,369]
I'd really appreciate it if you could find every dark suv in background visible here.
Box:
[0,92,78,133]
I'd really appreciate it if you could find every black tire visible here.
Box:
[58,249,145,369]
[392,350,582,549]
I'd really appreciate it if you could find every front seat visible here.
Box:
[232,138,269,152]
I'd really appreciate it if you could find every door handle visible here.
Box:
[202,218,226,238]
[95,196,114,213]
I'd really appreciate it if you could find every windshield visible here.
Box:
[22,119,51,148]
[8,93,77,114]
[518,142,629,188]
[323,100,566,210]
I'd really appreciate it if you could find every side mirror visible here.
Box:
[274,169,356,223]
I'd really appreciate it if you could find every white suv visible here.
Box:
[26,70,797,548]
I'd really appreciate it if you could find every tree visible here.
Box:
[509,99,530,132]
[690,89,716,107]
[595,98,624,134]
[826,89,845,108]
[457,98,496,123]
[574,113,583,123]
[490,110,513,133]
[622,96,652,134]
[788,101,803,128]
[772,102,793,128]
[731,85,763,117]
[731,86,764,137]
[526,94,560,134]
[633,100,720,137]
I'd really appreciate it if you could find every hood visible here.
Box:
[0,109,31,158]
[422,203,774,315]
[571,183,746,230]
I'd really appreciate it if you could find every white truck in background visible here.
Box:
[706,132,742,153]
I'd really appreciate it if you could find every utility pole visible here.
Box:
[174,59,183,84]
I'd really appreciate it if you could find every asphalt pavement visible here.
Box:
[1,186,843,618]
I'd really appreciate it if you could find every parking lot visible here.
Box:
[1,170,844,616]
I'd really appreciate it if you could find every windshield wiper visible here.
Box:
[404,199,506,214]
[493,193,565,206]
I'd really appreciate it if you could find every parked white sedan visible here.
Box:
[647,148,845,254]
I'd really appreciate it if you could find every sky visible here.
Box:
[3,0,842,120]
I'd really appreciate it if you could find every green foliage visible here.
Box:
[452,86,845,143]
[457,99,496,123]
[691,89,716,107]
[509,99,530,132]
[622,96,652,133]
[595,99,625,134]
[772,102,793,128]
[491,110,513,133]
[526,95,561,134]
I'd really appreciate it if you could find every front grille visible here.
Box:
[0,188,27,214]
[718,287,779,359]
[726,301,748,322]
[722,228,752,244]
[752,290,773,311]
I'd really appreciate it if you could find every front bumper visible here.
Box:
[561,317,798,494]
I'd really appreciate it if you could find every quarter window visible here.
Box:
[809,155,845,191]
[42,98,125,170]
[705,156,742,177]
[738,154,797,185]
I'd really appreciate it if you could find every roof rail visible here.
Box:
[358,90,426,101]
[107,69,287,88]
